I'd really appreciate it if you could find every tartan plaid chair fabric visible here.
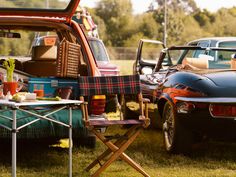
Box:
[78,75,150,177]
[78,74,141,95]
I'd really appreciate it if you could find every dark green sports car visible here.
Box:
[133,38,236,154]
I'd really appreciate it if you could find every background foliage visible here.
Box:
[0,0,236,56]
[89,0,236,47]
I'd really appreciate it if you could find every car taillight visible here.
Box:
[90,95,106,115]
[209,104,236,117]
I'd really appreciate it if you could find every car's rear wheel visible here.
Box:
[162,101,193,154]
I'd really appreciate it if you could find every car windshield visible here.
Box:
[0,0,70,9]
[141,42,163,62]
[88,39,109,62]
[173,47,236,70]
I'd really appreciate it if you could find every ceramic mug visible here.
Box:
[3,81,23,95]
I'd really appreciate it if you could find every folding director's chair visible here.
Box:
[78,75,150,177]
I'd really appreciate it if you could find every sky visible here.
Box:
[79,0,236,14]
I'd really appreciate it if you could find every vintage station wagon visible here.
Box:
[0,0,103,146]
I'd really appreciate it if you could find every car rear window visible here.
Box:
[0,0,70,9]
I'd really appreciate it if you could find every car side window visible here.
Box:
[88,40,109,62]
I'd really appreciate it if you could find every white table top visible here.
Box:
[0,99,83,108]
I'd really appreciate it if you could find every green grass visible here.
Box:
[1,60,236,176]
[111,59,134,75]
[1,128,236,177]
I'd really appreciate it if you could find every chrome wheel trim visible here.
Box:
[163,104,175,150]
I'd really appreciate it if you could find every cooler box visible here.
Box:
[28,77,79,99]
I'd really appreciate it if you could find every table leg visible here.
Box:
[69,107,72,177]
[12,109,17,177]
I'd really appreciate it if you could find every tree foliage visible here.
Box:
[1,0,236,55]
[95,0,133,46]
[155,0,198,14]
[92,0,236,47]
[193,9,215,27]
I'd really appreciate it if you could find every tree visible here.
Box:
[155,0,198,14]
[10,0,67,8]
[87,8,107,41]
[152,0,204,45]
[95,0,134,46]
[181,15,212,44]
[193,9,215,27]
[137,13,160,39]
[206,8,236,36]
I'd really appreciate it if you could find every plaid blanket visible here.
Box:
[78,75,141,96]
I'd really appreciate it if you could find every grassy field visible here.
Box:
[1,128,236,177]
[111,59,134,75]
[1,60,236,177]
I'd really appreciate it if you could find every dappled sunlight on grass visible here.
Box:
[106,111,120,120]
[50,138,69,148]
[1,96,236,176]
[0,128,236,176]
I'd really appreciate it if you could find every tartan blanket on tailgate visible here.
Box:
[78,75,141,96]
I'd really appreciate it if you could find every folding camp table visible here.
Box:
[0,99,82,177]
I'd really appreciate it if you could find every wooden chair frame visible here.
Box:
[78,75,150,177]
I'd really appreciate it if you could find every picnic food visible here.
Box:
[12,92,36,102]
[36,96,61,101]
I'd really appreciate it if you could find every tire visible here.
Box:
[162,101,193,154]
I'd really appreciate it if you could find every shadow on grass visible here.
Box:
[126,128,236,171]
[0,139,68,169]
[121,102,236,167]
[0,127,236,176]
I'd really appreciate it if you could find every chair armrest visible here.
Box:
[80,101,89,125]
[138,96,150,128]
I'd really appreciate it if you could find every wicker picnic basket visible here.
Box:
[56,38,81,78]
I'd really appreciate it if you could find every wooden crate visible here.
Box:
[57,39,81,78]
